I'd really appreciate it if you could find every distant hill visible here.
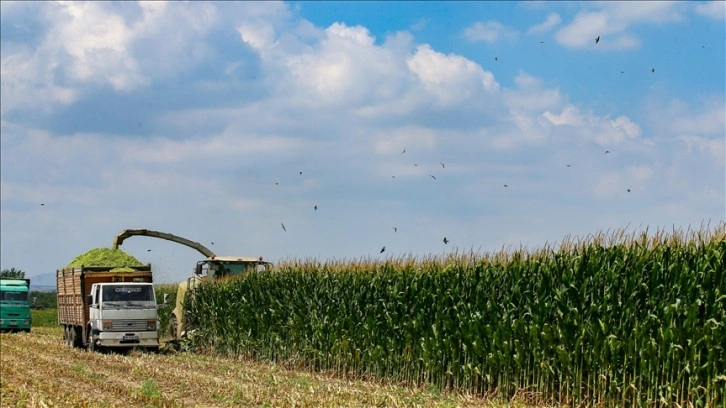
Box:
[27,272,56,292]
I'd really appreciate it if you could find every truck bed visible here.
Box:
[56,266,153,327]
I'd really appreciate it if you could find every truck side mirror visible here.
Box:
[163,293,170,304]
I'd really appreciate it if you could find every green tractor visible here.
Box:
[112,229,272,341]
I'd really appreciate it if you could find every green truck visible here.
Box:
[0,278,32,332]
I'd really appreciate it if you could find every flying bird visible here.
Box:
[281,223,286,232]
[443,237,449,244]
[380,246,386,253]
[440,162,445,168]
[393,227,397,232]
[275,182,279,185]
[314,205,318,211]
[299,171,303,176]
[429,175,437,180]
[595,36,600,44]
[627,189,631,193]
[401,148,406,154]
[40,203,45,206]
[147,249,151,252]
[211,242,214,245]
[651,68,655,73]
[565,164,572,167]
[605,150,611,154]
[504,184,509,188]
[392,176,396,178]
[494,57,498,61]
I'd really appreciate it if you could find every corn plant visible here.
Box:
[184,222,726,406]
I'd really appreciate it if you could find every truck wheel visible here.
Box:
[63,326,69,344]
[65,326,74,347]
[87,330,96,353]
[68,326,75,347]
[71,327,83,348]
[169,315,178,341]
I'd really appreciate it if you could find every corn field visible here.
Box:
[185,223,726,407]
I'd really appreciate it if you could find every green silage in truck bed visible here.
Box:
[66,248,144,268]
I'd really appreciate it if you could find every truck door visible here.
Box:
[89,285,101,323]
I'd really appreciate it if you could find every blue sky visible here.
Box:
[1,1,724,286]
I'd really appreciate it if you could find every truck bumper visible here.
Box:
[0,319,31,331]
[96,331,159,348]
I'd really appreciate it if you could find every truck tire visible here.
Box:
[71,326,83,348]
[63,326,69,345]
[87,330,96,353]
[65,326,73,347]
[168,315,178,341]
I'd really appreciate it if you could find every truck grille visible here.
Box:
[109,320,148,332]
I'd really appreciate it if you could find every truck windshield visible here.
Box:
[219,262,265,276]
[102,286,154,302]
[0,291,28,302]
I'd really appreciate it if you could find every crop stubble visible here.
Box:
[1,327,495,408]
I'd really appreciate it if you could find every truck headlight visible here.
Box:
[23,319,30,325]
[102,321,113,330]
[146,320,157,331]
[0,319,3,325]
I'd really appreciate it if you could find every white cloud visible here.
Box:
[462,21,519,43]
[373,126,438,156]
[1,1,723,284]
[0,1,226,113]
[51,2,147,90]
[677,135,726,163]
[669,103,726,136]
[610,116,642,139]
[503,73,563,112]
[543,105,583,126]
[694,1,726,19]
[555,11,611,48]
[406,45,499,106]
[238,22,277,51]
[555,2,686,49]
[543,106,641,146]
[627,165,654,182]
[527,13,562,34]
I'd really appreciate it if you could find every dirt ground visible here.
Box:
[1,327,505,408]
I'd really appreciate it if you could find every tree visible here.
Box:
[0,268,25,278]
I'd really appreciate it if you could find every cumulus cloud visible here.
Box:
[643,97,725,163]
[554,2,686,49]
[694,1,726,19]
[527,13,562,34]
[543,105,641,145]
[503,73,563,112]
[49,2,147,90]
[1,1,722,283]
[406,45,499,106]
[462,21,519,43]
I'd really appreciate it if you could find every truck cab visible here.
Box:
[87,282,160,352]
[0,278,32,333]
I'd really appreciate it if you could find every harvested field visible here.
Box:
[0,327,513,408]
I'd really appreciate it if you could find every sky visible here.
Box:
[1,1,724,287]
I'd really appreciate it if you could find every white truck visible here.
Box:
[57,266,160,353]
